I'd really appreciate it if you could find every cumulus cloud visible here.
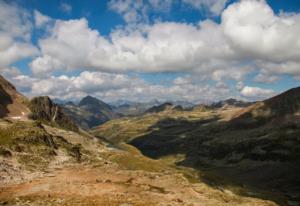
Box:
[108,0,148,23]
[30,0,300,84]
[182,0,229,16]
[0,67,22,79]
[240,86,275,99]
[10,71,235,103]
[222,0,300,62]
[149,0,172,12]
[30,18,236,78]
[34,10,51,28]
[3,0,299,103]
[254,72,279,83]
[0,1,38,68]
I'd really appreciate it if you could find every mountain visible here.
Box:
[62,95,118,129]
[211,98,253,109]
[94,87,300,205]
[0,75,30,119]
[232,87,300,127]
[79,95,115,119]
[110,99,193,116]
[172,100,194,108]
[145,102,184,113]
[110,99,161,116]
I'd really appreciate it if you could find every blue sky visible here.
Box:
[1,0,300,103]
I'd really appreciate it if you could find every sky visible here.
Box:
[1,0,300,103]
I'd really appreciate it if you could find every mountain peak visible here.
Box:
[79,95,106,106]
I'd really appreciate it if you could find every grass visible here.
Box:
[0,121,47,145]
[92,107,217,144]
[0,120,86,170]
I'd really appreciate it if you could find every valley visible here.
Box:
[0,75,299,206]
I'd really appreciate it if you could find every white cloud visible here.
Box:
[222,0,300,62]
[254,72,279,83]
[30,0,300,83]
[182,0,229,16]
[0,66,22,79]
[240,86,275,99]
[30,18,236,78]
[256,61,300,79]
[236,81,244,90]
[34,10,51,28]
[108,0,147,23]
[149,0,172,12]
[0,1,38,67]
[60,2,72,14]
[10,71,236,103]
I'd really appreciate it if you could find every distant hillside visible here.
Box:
[0,75,30,119]
[110,99,161,116]
[211,98,253,108]
[145,102,184,113]
[110,100,193,116]
[232,87,300,127]
[63,96,118,129]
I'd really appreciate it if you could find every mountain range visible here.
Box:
[0,74,299,206]
[94,87,300,205]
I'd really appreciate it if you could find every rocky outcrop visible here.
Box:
[29,96,78,132]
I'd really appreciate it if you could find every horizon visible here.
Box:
[1,0,300,103]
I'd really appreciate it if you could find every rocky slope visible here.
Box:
[29,96,78,132]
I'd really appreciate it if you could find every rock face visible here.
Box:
[29,96,78,131]
[63,96,117,129]
[0,75,30,119]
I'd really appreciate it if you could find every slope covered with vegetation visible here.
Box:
[94,90,300,205]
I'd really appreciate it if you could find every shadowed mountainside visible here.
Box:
[231,87,300,128]
[94,88,300,205]
[145,102,184,113]
[63,96,118,129]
